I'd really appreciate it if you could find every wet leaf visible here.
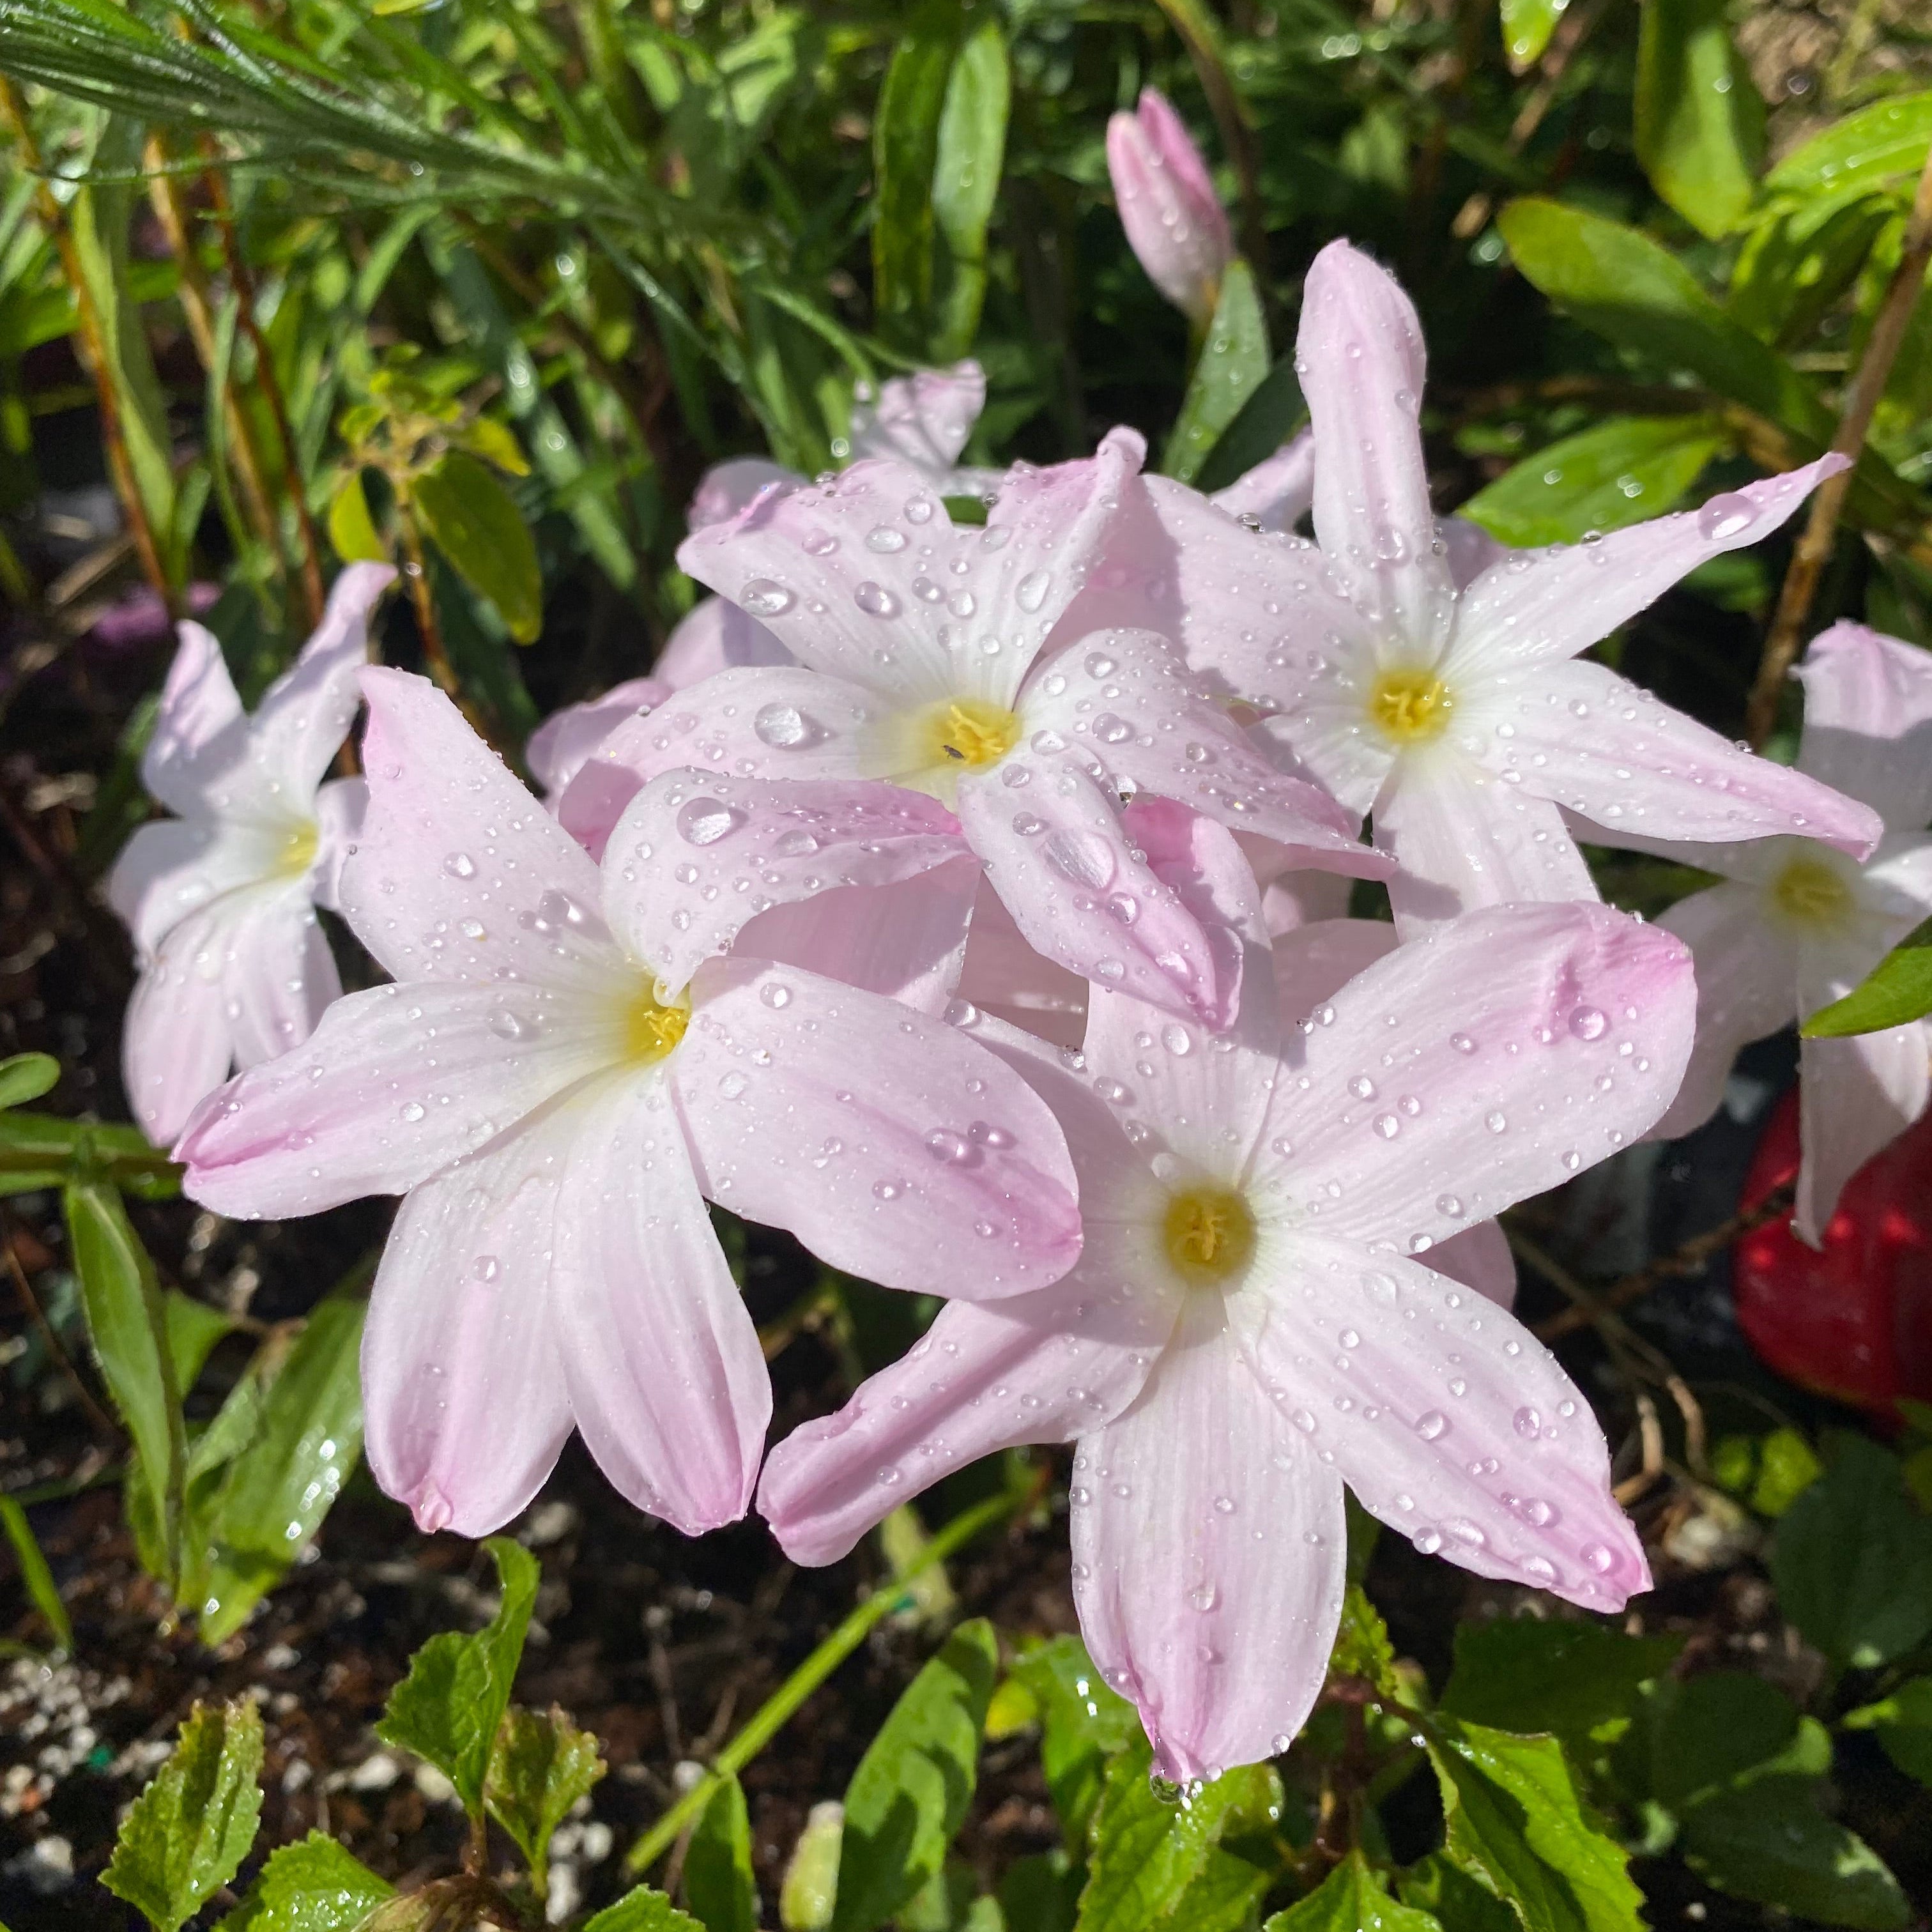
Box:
[412,448,543,643]
[1163,259,1269,486]
[486,1705,606,1893]
[215,1830,394,1931]
[1264,1850,1443,1930]
[1635,0,1763,238]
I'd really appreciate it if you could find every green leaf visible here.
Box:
[930,15,1009,361]
[1498,0,1563,72]
[215,1830,394,1932]
[1802,939,1932,1037]
[454,413,531,477]
[0,1112,178,1197]
[1009,1636,1141,1844]
[1075,1750,1281,1932]
[1163,260,1271,486]
[194,1292,365,1643]
[1398,1853,1519,1932]
[781,1800,845,1931]
[1193,359,1307,497]
[1770,1435,1932,1667]
[1425,1718,1643,1932]
[412,450,544,644]
[832,1616,999,1932]
[102,1701,265,1932]
[327,470,388,564]
[1440,1618,1679,1754]
[1461,415,1729,547]
[163,1289,238,1397]
[683,1772,758,1932]
[1728,197,1895,351]
[1843,1677,1932,1786]
[1328,1584,1400,1699]
[0,1495,73,1653]
[871,3,958,353]
[1612,1673,1801,1811]
[0,1052,59,1109]
[998,1851,1084,1932]
[1162,1844,1273,1932]
[1634,0,1763,238]
[1767,91,1932,203]
[1680,1779,1909,1929]
[486,1705,605,1892]
[1264,1850,1443,1931]
[377,1536,541,1816]
[583,1888,707,1932]
[65,1177,185,1588]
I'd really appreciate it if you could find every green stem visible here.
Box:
[623,1487,1023,1876]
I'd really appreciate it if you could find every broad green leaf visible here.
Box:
[1843,1678,1932,1786]
[1075,1749,1281,1932]
[1163,1844,1272,1932]
[65,1177,185,1587]
[454,412,530,477]
[997,1851,1083,1932]
[485,1704,606,1890]
[1398,1853,1518,1932]
[1680,1779,1909,1929]
[412,450,543,644]
[930,15,1009,361]
[1770,1435,1932,1667]
[1728,196,1895,349]
[194,1293,365,1643]
[102,1701,264,1932]
[164,1289,238,1397]
[327,470,388,564]
[1461,415,1728,547]
[683,1772,758,1932]
[1264,1850,1443,1931]
[871,4,958,352]
[781,1800,845,1931]
[1009,1636,1140,1843]
[1440,1618,1679,1754]
[1498,0,1563,72]
[215,1830,394,1931]
[377,1536,541,1816]
[0,1052,59,1109]
[0,1495,73,1653]
[832,1616,999,1932]
[1802,939,1932,1036]
[1328,1584,1400,1699]
[1163,259,1270,486]
[1635,0,1763,238]
[1193,359,1306,497]
[1426,1718,1643,1932]
[1612,1672,1800,1811]
[1767,91,1932,203]
[583,1888,706,1932]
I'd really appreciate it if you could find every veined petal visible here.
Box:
[109,815,295,961]
[1232,1239,1647,1607]
[553,1072,769,1533]
[1210,434,1314,535]
[1249,700,1393,821]
[1251,902,1695,1251]
[1796,1027,1932,1246]
[222,891,341,1070]
[1299,241,1454,653]
[1450,457,1846,682]
[850,361,987,473]
[1795,621,1932,834]
[142,620,248,816]
[673,959,1082,1298]
[1270,919,1397,1020]
[954,882,1091,1047]
[360,1097,575,1537]
[526,677,672,800]
[1073,1295,1347,1780]
[602,773,972,993]
[1481,659,1881,858]
[1107,91,1232,325]
[175,979,620,1216]
[123,898,249,1146]
[652,594,796,688]
[341,668,622,993]
[1426,1220,1517,1310]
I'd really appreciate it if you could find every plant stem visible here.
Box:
[395,506,459,698]
[622,1485,1025,1877]
[1746,146,1932,748]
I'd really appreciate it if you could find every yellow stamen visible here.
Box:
[1768,854,1855,931]
[275,824,320,878]
[1162,1185,1257,1285]
[1367,667,1454,745]
[924,697,1022,770]
[622,981,691,1063]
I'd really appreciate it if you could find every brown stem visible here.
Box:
[1745,146,1932,748]
[395,508,458,697]
[0,80,179,617]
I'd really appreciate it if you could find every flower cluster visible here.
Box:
[119,210,1918,1782]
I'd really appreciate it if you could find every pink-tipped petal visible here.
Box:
[850,362,987,474]
[1209,434,1315,535]
[602,774,972,993]
[653,594,796,688]
[360,1103,575,1538]
[140,622,247,816]
[526,677,672,800]
[1254,902,1696,1249]
[1452,457,1849,682]
[1234,1241,1648,1608]
[1298,241,1454,653]
[249,563,394,800]
[123,900,246,1146]
[1074,1296,1347,1780]
[674,960,1082,1298]
[1426,1219,1517,1310]
[1795,1026,1932,1246]
[1795,621,1932,834]
[1485,659,1882,859]
[687,457,801,532]
[553,1073,769,1533]
[1106,91,1232,325]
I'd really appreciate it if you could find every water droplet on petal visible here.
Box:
[740,578,795,616]
[678,798,746,846]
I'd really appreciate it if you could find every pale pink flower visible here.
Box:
[1643,622,1932,1241]
[760,873,1692,1779]
[558,434,1388,1028]
[1068,241,1881,933]
[1106,88,1233,326]
[109,564,394,1144]
[176,670,1082,1539]
[526,677,672,801]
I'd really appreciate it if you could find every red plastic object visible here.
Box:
[1732,1088,1932,1418]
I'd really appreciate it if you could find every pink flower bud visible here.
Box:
[1105,88,1234,325]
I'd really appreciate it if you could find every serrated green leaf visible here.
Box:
[1461,415,1729,548]
[1163,260,1270,486]
[1498,0,1563,72]
[1328,1584,1400,1699]
[832,1616,998,1932]
[1634,0,1763,238]
[412,449,543,643]
[1440,1618,1679,1753]
[1009,1636,1140,1844]
[102,1701,264,1932]
[1843,1677,1932,1786]
[485,1705,605,1894]
[583,1885,707,1932]
[1426,1718,1643,1932]
[930,15,1008,361]
[1771,1436,1932,1667]
[1265,1850,1442,1931]
[215,1829,393,1931]
[377,1537,540,1816]
[1167,1844,1273,1932]
[1398,1852,1518,1932]
[1767,91,1932,203]
[0,1052,59,1110]
[1802,940,1932,1037]
[0,1495,72,1653]
[684,1772,758,1932]
[328,470,388,564]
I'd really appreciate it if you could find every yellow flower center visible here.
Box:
[1162,1185,1257,1286]
[1768,853,1855,931]
[1367,668,1454,745]
[921,698,1023,770]
[622,981,691,1063]
[274,823,320,878]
